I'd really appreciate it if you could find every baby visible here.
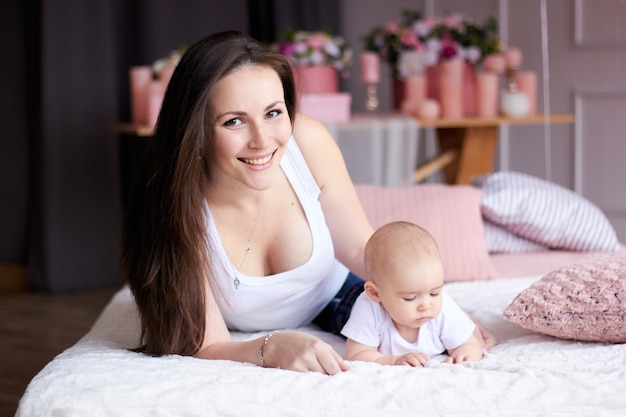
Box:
[341,221,484,366]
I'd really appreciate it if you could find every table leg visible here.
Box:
[436,126,499,185]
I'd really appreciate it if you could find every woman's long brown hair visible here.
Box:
[122,31,297,356]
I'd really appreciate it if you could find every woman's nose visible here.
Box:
[248,122,269,148]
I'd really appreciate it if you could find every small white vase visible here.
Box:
[500,91,530,117]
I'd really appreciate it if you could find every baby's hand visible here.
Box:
[393,352,430,367]
[444,343,484,364]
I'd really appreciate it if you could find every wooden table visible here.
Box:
[111,113,575,187]
[412,114,575,185]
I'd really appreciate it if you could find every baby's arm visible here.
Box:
[444,332,484,364]
[346,338,430,366]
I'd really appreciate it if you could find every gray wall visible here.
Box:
[3,0,625,291]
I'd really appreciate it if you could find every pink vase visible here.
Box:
[146,80,166,128]
[293,65,338,94]
[438,59,464,119]
[392,77,405,110]
[129,66,152,125]
[400,73,426,115]
[427,61,476,117]
[475,72,499,118]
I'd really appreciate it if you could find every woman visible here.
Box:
[122,31,495,375]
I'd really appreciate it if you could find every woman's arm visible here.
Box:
[194,281,348,374]
[292,114,375,278]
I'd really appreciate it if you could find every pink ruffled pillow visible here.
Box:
[503,253,626,343]
[355,184,495,282]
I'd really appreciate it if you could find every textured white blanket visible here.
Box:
[17,276,626,417]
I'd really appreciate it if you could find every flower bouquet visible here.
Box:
[363,10,500,78]
[363,10,502,116]
[271,29,353,75]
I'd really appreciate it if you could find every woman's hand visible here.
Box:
[261,330,349,375]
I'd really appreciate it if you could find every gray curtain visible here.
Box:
[11,0,341,291]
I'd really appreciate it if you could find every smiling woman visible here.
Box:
[121,31,494,374]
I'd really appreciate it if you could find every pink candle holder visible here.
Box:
[361,52,380,111]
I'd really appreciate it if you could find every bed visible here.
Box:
[17,172,626,417]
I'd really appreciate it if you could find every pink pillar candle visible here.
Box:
[439,59,464,119]
[475,72,499,118]
[360,52,381,84]
[515,70,537,115]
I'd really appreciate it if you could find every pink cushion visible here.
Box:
[503,252,626,343]
[355,184,495,282]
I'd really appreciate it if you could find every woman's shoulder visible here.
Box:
[292,113,328,142]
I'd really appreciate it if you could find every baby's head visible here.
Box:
[363,221,445,328]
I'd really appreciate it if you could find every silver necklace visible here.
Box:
[233,191,265,289]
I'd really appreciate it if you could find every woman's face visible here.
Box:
[209,64,292,191]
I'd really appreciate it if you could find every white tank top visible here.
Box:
[208,137,348,331]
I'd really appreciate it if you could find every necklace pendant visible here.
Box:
[233,275,240,289]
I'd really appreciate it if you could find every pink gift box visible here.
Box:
[298,93,352,122]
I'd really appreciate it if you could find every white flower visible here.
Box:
[397,51,429,78]
[413,21,431,38]
[323,41,340,57]
[463,46,482,64]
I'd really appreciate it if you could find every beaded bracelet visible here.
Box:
[259,330,280,367]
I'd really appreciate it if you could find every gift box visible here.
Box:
[298,93,352,122]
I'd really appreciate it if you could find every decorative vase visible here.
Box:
[514,70,537,115]
[392,77,405,110]
[400,73,426,115]
[293,65,338,94]
[426,61,476,117]
[129,66,152,125]
[438,59,464,119]
[500,91,530,117]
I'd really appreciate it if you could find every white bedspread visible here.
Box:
[17,276,626,417]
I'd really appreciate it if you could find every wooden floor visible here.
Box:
[0,286,120,417]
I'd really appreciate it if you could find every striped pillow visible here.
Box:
[484,220,549,254]
[473,171,620,252]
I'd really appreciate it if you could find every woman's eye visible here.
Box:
[224,118,243,127]
[266,109,282,118]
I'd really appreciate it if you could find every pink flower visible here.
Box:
[440,37,458,59]
[399,28,419,47]
[444,14,463,28]
[307,33,326,50]
[385,21,399,33]
[278,42,295,57]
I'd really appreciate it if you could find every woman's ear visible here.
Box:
[364,281,382,302]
